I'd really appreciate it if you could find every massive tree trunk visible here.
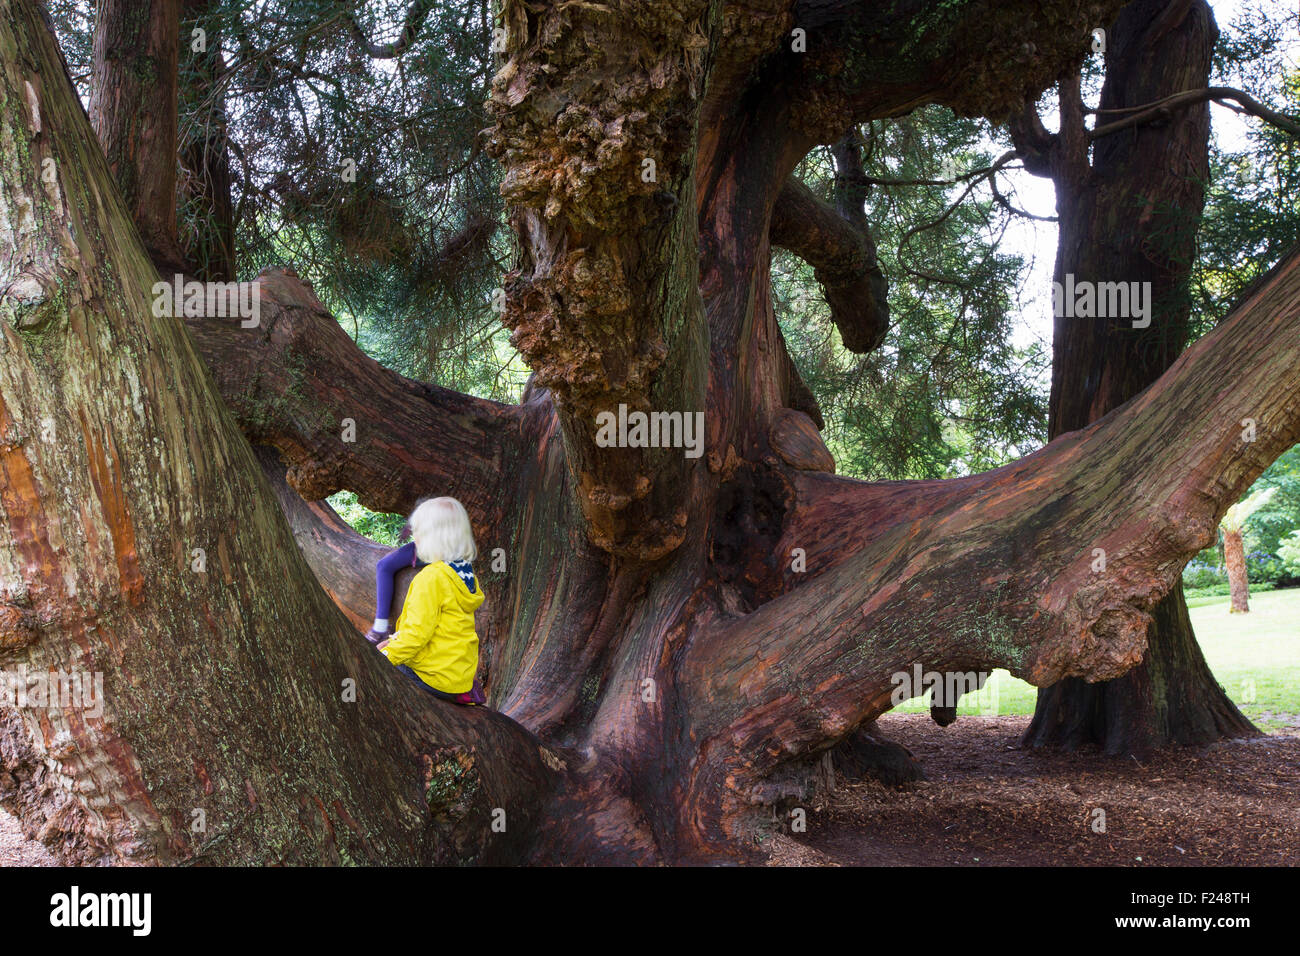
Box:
[0,0,552,865]
[1010,0,1256,756]
[7,0,1300,865]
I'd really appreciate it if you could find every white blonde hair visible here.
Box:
[408,497,477,565]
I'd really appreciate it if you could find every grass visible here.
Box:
[893,586,1300,731]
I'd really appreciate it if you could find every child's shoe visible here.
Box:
[364,628,389,646]
[452,679,487,706]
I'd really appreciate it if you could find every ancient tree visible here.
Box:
[4,0,1300,864]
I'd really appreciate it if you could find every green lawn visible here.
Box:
[893,586,1300,731]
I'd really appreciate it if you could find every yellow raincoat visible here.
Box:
[381,560,483,694]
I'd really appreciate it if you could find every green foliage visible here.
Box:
[1183,560,1226,591]
[43,1,94,99]
[1280,530,1300,576]
[180,0,522,398]
[777,107,1047,480]
[1185,581,1278,600]
[1248,444,1300,555]
[47,0,525,400]
[1193,3,1300,337]
[326,491,405,546]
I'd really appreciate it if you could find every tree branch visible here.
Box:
[894,150,1020,285]
[1005,99,1056,177]
[1010,82,1299,184]
[344,0,436,59]
[1087,85,1300,140]
[989,171,1057,223]
[183,266,531,527]
[764,0,1128,147]
[770,148,889,353]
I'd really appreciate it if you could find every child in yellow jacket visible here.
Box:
[376,497,486,705]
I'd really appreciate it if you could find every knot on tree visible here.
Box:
[769,409,835,473]
[1031,597,1154,686]
[0,598,39,652]
[501,245,669,406]
[3,271,65,334]
[486,25,703,232]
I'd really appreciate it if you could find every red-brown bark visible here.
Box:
[89,0,189,273]
[770,161,888,354]
[1,0,554,865]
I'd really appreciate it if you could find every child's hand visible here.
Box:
[375,638,390,652]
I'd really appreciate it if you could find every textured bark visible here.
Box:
[181,268,541,530]
[1022,581,1253,752]
[89,0,188,273]
[1011,0,1256,756]
[0,0,553,865]
[1224,529,1250,613]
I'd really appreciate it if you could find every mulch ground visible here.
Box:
[4,713,1297,866]
[769,714,1300,866]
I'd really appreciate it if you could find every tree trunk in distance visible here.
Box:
[1224,529,1251,613]
[1014,0,1257,757]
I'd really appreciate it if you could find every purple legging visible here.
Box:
[375,541,419,621]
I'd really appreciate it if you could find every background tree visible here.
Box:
[1221,488,1277,612]
[1006,0,1266,756]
